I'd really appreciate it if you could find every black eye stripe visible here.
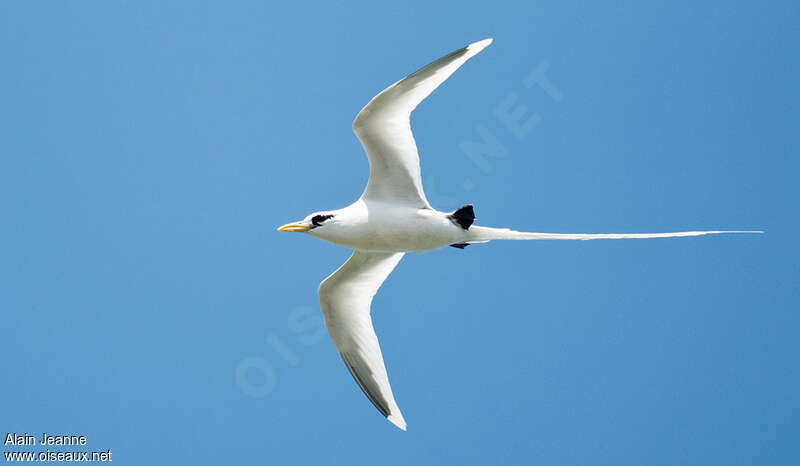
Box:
[311,214,334,227]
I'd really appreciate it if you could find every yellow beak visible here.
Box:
[277,222,311,232]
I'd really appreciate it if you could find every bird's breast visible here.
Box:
[318,208,463,253]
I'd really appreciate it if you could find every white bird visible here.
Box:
[278,38,761,430]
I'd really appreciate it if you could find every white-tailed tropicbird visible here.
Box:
[277,38,761,430]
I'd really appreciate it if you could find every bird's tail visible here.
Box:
[466,226,763,242]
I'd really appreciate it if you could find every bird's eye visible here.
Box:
[312,214,334,227]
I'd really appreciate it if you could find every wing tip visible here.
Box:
[388,412,407,431]
[468,38,493,54]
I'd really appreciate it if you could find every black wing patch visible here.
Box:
[448,204,475,230]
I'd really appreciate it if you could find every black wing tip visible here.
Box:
[405,45,470,81]
[404,38,492,81]
[341,352,391,418]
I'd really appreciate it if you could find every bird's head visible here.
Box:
[277,212,336,233]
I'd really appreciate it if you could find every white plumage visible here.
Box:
[278,38,761,430]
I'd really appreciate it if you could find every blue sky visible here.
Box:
[2,1,798,464]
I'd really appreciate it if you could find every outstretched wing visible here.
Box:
[353,38,493,208]
[318,250,407,430]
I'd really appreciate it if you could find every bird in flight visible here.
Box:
[278,38,760,430]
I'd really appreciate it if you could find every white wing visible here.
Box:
[353,38,493,207]
[319,250,407,430]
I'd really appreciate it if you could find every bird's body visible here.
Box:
[307,200,464,253]
[278,38,761,431]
